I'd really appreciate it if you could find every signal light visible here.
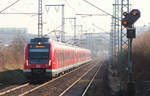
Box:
[121,9,140,27]
[123,21,127,25]
[122,19,129,27]
[132,12,137,16]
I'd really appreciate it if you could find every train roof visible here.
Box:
[29,37,49,44]
[50,39,90,52]
[28,37,91,52]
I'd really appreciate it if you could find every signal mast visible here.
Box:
[38,0,43,37]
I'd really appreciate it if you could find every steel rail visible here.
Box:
[18,60,92,96]
[58,61,101,96]
[81,63,102,96]
[0,83,29,96]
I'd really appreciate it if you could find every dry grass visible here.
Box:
[132,31,150,81]
[0,36,26,72]
[121,30,150,81]
[0,37,27,87]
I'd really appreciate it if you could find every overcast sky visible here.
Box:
[0,0,149,35]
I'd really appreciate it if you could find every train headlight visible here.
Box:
[26,60,31,67]
[26,60,29,66]
[49,60,51,66]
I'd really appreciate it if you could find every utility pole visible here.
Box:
[45,4,65,42]
[110,22,114,65]
[61,5,65,42]
[80,25,83,47]
[64,17,76,45]
[74,18,77,45]
[81,30,88,48]
[110,16,114,66]
[113,0,120,66]
[111,0,131,95]
[120,0,130,95]
[112,3,117,66]
[113,0,122,94]
[76,25,83,47]
[86,30,88,48]
[38,0,43,37]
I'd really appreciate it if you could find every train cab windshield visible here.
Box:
[28,44,50,64]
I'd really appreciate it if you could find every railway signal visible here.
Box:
[121,9,141,96]
[121,9,141,27]
[121,9,141,38]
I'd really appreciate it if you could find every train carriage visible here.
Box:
[24,37,91,80]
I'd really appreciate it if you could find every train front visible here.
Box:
[24,38,52,80]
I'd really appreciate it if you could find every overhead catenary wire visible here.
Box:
[82,0,120,20]
[63,0,78,14]
[0,0,114,36]
[63,0,88,24]
[63,0,119,28]
[92,23,109,33]
[0,13,38,14]
[0,0,38,19]
[0,2,38,20]
[44,19,75,36]
[44,23,66,36]
[0,0,21,13]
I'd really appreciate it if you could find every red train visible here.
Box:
[24,37,91,80]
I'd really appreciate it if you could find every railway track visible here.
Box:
[0,83,29,96]
[22,59,101,96]
[0,61,102,96]
[59,60,103,96]
[0,82,40,96]
[19,59,100,96]
[81,63,102,96]
[0,65,84,96]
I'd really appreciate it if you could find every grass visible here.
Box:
[0,37,27,87]
[0,37,26,72]
[4,63,24,71]
[132,31,150,80]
